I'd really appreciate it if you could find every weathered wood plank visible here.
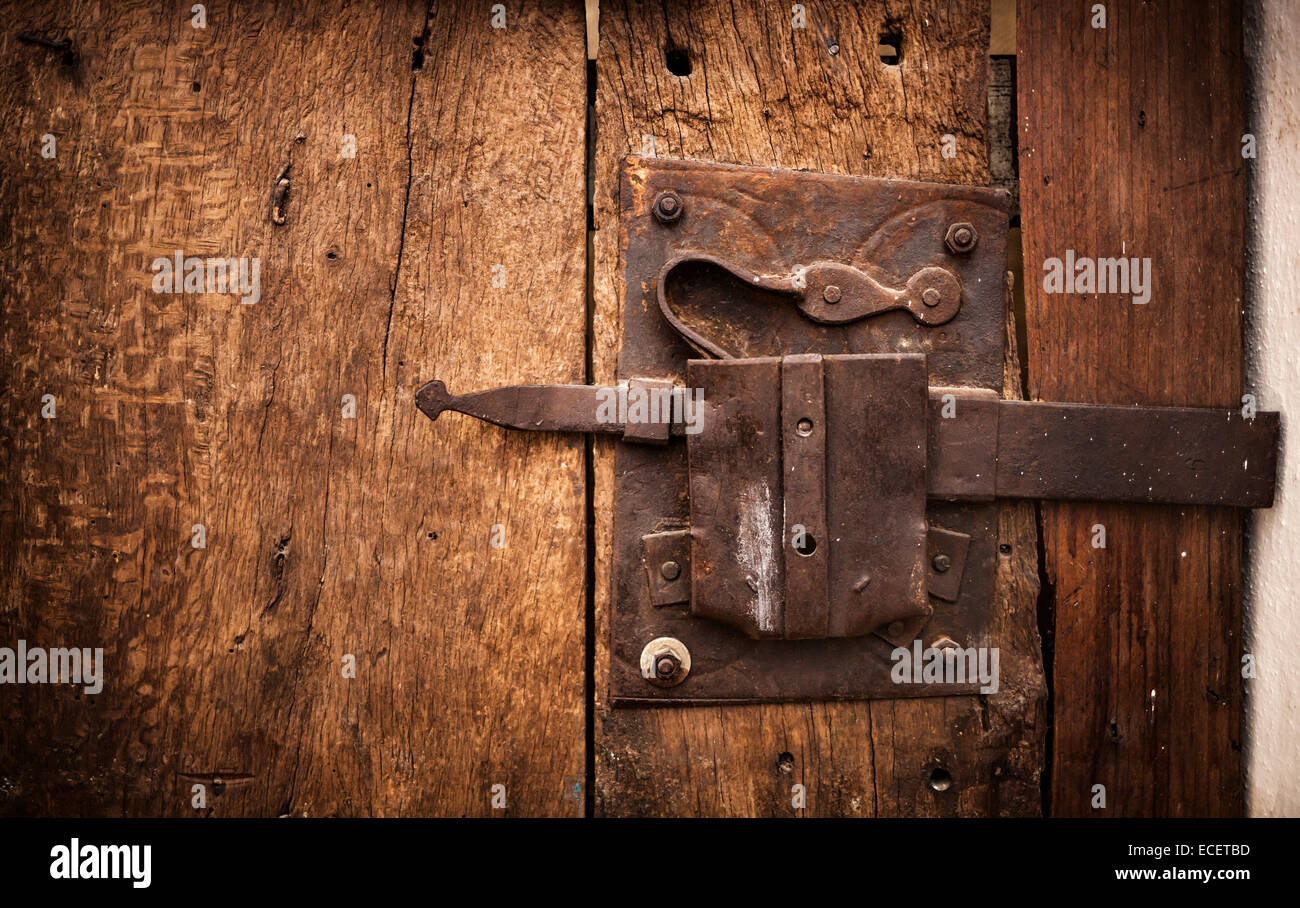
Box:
[594,0,1045,816]
[0,0,587,816]
[1018,0,1245,816]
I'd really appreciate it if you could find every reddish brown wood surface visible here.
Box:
[0,0,587,816]
[1019,0,1246,816]
[593,0,1045,816]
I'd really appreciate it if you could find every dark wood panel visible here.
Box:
[1018,0,1245,816]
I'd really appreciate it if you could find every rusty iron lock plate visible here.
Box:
[610,156,1009,704]
[413,156,1279,706]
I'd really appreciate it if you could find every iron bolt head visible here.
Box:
[822,284,842,304]
[659,560,681,581]
[640,636,691,687]
[932,553,951,573]
[944,222,978,254]
[887,620,906,637]
[922,287,942,307]
[652,191,684,224]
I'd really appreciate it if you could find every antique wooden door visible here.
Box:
[0,0,1254,818]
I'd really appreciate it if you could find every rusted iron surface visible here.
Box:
[641,530,691,607]
[926,527,972,603]
[683,353,931,641]
[415,378,685,441]
[655,254,963,360]
[413,155,1279,705]
[611,156,1005,703]
[620,156,1009,388]
[994,401,1279,507]
[418,375,1280,509]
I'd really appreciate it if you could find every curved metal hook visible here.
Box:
[655,253,963,359]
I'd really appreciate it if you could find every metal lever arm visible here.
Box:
[416,377,684,443]
[655,254,962,359]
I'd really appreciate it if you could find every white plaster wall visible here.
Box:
[1245,0,1300,818]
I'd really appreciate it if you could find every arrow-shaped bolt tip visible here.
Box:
[415,379,452,421]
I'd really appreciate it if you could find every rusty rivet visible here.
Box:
[641,637,691,687]
[944,222,977,254]
[822,284,842,304]
[660,560,681,581]
[932,553,951,573]
[652,191,683,224]
[887,620,905,637]
[922,287,941,307]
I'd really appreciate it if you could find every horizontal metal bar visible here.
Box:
[929,392,1279,507]
[993,400,1279,508]
[415,378,686,440]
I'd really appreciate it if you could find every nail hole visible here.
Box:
[796,417,814,436]
[191,81,201,92]
[664,43,691,77]
[999,543,1012,555]
[878,31,902,65]
[928,767,953,792]
[426,531,438,540]
[794,534,818,556]
[777,751,795,773]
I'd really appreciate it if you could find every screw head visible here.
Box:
[944,221,978,254]
[932,553,952,573]
[659,560,681,581]
[640,637,691,687]
[652,191,684,224]
[822,284,842,304]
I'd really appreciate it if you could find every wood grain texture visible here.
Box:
[593,0,1045,816]
[0,0,587,816]
[1018,0,1246,816]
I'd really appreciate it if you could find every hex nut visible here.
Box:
[931,553,952,573]
[944,222,978,254]
[652,191,684,225]
[640,636,691,687]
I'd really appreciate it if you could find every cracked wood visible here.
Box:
[1019,0,1247,817]
[0,0,586,816]
[593,0,1045,816]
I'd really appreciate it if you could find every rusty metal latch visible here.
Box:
[416,156,1280,704]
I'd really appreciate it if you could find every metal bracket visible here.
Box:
[415,156,1280,706]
